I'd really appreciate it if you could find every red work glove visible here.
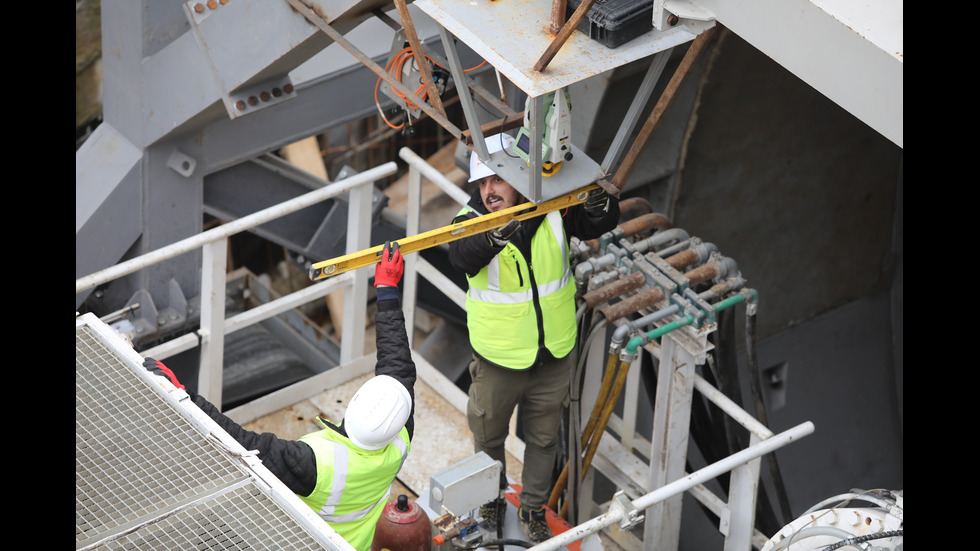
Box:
[143,357,185,390]
[374,241,404,287]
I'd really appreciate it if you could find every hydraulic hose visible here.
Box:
[822,530,903,550]
[567,316,607,522]
[744,292,793,525]
[548,336,619,513]
[560,357,634,519]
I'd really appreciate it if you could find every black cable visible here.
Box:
[821,529,903,550]
[484,539,534,549]
[451,537,534,550]
[746,309,794,526]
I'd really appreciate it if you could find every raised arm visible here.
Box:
[142,358,318,496]
[371,241,417,440]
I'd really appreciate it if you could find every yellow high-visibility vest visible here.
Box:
[298,426,410,551]
[460,207,577,369]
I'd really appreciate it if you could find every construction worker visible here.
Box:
[142,242,414,551]
[448,134,620,542]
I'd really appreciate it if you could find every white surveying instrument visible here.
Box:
[512,88,573,176]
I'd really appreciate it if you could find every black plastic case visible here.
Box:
[566,0,655,49]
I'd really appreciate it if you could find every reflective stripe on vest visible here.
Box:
[466,211,569,304]
[298,427,410,550]
[459,206,577,368]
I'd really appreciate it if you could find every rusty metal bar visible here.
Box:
[612,26,719,191]
[285,0,464,140]
[533,0,599,72]
[392,0,447,117]
[549,0,568,35]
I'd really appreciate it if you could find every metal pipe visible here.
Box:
[633,228,689,255]
[528,421,816,551]
[75,162,398,294]
[664,241,717,270]
[693,374,773,439]
[581,271,646,309]
[608,278,744,352]
[612,27,719,191]
[584,212,672,253]
[684,263,719,287]
[617,212,673,238]
[665,248,699,271]
[598,287,665,323]
[625,289,757,354]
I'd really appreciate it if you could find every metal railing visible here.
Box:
[76,161,398,407]
[74,148,473,422]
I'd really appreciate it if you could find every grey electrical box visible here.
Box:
[427,452,502,517]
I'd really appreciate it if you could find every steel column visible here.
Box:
[198,238,228,405]
[645,334,697,550]
[724,432,762,550]
[339,180,372,363]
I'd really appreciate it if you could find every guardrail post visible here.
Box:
[339,179,372,363]
[645,334,696,550]
[198,238,228,404]
[723,432,761,550]
[403,163,423,347]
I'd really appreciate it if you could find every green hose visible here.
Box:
[624,289,757,354]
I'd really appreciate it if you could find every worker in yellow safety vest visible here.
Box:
[448,133,620,542]
[142,242,414,551]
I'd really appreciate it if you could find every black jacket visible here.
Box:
[191,294,416,497]
[448,189,620,368]
[449,189,620,277]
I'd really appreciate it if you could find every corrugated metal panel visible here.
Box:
[75,314,352,550]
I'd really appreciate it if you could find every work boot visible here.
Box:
[480,497,506,530]
[518,505,551,543]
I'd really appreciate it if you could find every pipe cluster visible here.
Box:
[570,211,751,356]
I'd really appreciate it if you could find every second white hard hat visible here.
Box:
[345,375,411,450]
[469,133,516,183]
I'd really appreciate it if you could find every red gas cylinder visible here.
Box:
[371,494,432,551]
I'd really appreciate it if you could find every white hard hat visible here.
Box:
[345,375,411,450]
[469,134,516,183]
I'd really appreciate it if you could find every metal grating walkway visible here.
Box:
[76,314,352,550]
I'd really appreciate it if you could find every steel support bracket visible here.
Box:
[610,490,644,531]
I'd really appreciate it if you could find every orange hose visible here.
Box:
[373,47,488,129]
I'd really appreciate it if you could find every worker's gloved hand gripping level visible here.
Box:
[143,357,184,390]
[487,219,521,248]
[374,241,404,287]
[584,187,609,218]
